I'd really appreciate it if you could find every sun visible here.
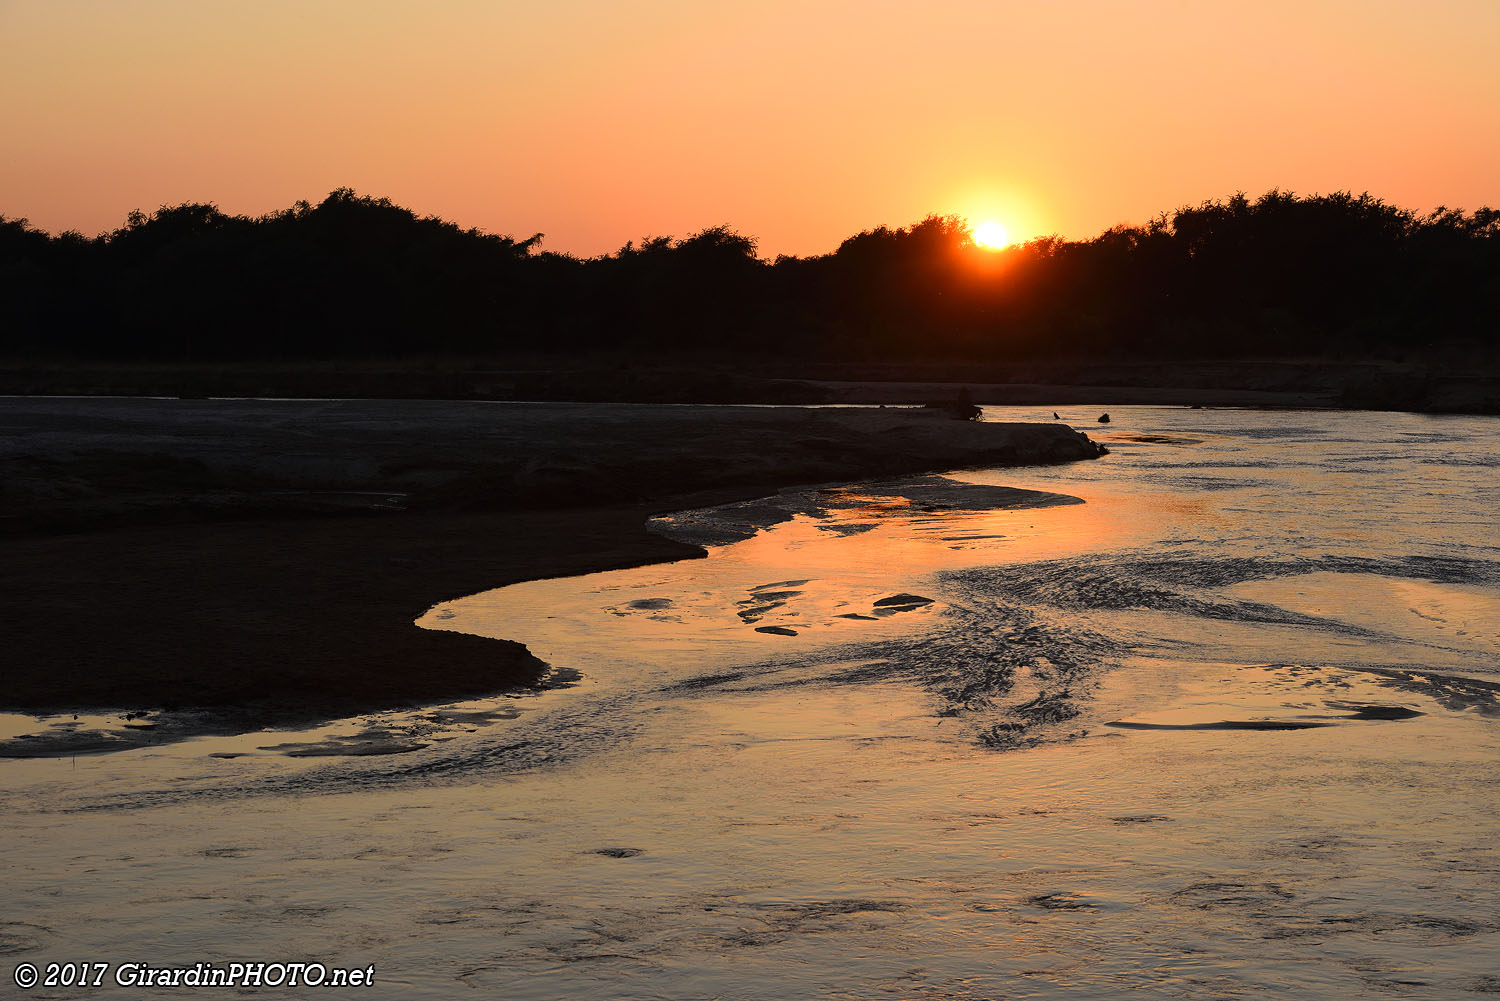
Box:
[972,220,1011,250]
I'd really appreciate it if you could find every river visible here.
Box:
[3,405,1498,998]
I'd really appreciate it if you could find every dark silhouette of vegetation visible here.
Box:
[2,188,1495,364]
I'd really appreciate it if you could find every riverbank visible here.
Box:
[1,400,1103,741]
[3,356,1497,413]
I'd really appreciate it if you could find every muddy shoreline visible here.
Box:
[1,400,1104,734]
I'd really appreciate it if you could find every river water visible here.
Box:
[4,406,1499,999]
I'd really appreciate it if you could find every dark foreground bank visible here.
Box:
[1,400,1103,740]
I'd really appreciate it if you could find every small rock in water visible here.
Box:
[1341,704,1424,720]
[1027,892,1095,910]
[627,597,673,610]
[593,847,643,859]
[755,625,799,636]
[1098,413,1111,423]
[873,593,934,608]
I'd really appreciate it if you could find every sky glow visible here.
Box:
[3,1,1497,256]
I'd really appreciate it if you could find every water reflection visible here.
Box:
[3,406,1500,999]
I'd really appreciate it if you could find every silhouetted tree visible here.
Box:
[1,189,1494,365]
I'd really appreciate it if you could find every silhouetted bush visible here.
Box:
[2,189,1495,363]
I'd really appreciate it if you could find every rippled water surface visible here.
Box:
[4,406,1500,999]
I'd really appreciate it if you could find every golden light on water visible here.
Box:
[972,220,1011,250]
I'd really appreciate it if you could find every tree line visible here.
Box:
[2,187,1495,363]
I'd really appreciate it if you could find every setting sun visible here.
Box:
[972,220,1011,249]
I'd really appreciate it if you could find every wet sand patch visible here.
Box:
[1100,663,1447,740]
[626,597,674,610]
[873,593,934,608]
[1111,814,1172,824]
[1108,718,1335,731]
[751,579,813,592]
[746,589,803,603]
[1027,892,1096,911]
[257,734,432,757]
[1104,433,1205,445]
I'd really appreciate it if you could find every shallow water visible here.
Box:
[4,406,1500,998]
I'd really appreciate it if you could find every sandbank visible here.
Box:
[1,400,1103,745]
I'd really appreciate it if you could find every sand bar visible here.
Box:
[1,399,1103,734]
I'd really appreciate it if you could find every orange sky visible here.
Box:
[4,1,1498,257]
